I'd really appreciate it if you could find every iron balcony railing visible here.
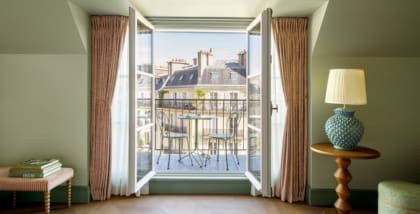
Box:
[153,98,248,155]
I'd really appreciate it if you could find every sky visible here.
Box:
[154,32,247,66]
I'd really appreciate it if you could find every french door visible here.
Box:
[245,8,272,197]
[127,6,273,195]
[128,7,156,193]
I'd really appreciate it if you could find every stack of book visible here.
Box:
[8,159,62,178]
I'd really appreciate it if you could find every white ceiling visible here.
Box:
[72,0,327,17]
[132,0,327,17]
[71,0,130,15]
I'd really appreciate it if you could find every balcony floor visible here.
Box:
[154,154,247,172]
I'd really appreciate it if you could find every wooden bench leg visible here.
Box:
[12,191,17,208]
[67,179,72,207]
[44,191,50,214]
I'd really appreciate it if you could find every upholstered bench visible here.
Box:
[0,167,73,214]
[378,180,420,214]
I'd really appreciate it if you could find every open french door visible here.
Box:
[128,7,156,193]
[245,8,272,197]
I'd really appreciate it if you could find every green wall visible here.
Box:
[309,56,420,189]
[0,54,90,186]
[0,1,91,190]
[308,2,420,207]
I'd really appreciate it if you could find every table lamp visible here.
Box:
[325,68,367,150]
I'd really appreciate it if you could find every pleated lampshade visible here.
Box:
[325,69,367,105]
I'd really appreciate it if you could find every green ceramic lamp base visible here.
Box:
[325,108,364,150]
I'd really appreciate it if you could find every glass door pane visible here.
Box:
[129,7,155,192]
[248,69,261,182]
[135,73,152,183]
[245,8,272,197]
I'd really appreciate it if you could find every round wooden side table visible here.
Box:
[310,142,380,214]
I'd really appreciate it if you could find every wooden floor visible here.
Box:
[0,195,375,214]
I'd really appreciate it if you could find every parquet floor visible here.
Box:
[0,195,375,214]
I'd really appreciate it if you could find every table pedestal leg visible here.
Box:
[12,191,16,207]
[44,191,50,214]
[334,157,352,214]
[67,179,72,207]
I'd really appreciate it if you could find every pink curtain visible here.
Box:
[90,16,128,201]
[272,18,308,203]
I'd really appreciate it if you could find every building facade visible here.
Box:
[156,49,247,111]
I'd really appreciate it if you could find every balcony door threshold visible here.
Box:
[153,171,247,181]
[150,172,251,194]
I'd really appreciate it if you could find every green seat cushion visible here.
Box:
[378,181,420,214]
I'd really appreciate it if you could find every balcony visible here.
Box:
[147,98,249,172]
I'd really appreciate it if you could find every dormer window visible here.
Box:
[189,73,194,80]
[179,74,184,81]
[230,72,237,80]
[210,72,218,80]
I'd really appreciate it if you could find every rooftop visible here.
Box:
[164,60,246,88]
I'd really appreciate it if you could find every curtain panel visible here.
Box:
[272,18,308,203]
[110,32,130,196]
[90,16,128,201]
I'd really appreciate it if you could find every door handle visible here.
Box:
[271,102,278,115]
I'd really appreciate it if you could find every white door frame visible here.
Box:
[244,8,272,197]
[128,7,156,193]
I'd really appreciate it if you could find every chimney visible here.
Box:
[192,58,197,65]
[238,50,247,66]
[155,65,169,76]
[197,49,213,79]
[167,59,188,76]
[207,48,213,66]
[197,50,205,79]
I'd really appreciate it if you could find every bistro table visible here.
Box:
[178,114,216,167]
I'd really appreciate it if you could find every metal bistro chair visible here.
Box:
[208,112,241,170]
[156,111,191,169]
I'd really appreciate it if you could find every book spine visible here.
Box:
[21,173,43,178]
[13,160,61,171]
[10,164,62,174]
[9,165,62,178]
[11,163,62,173]
[15,159,60,169]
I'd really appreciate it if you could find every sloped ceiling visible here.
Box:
[313,0,420,57]
[0,0,87,54]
